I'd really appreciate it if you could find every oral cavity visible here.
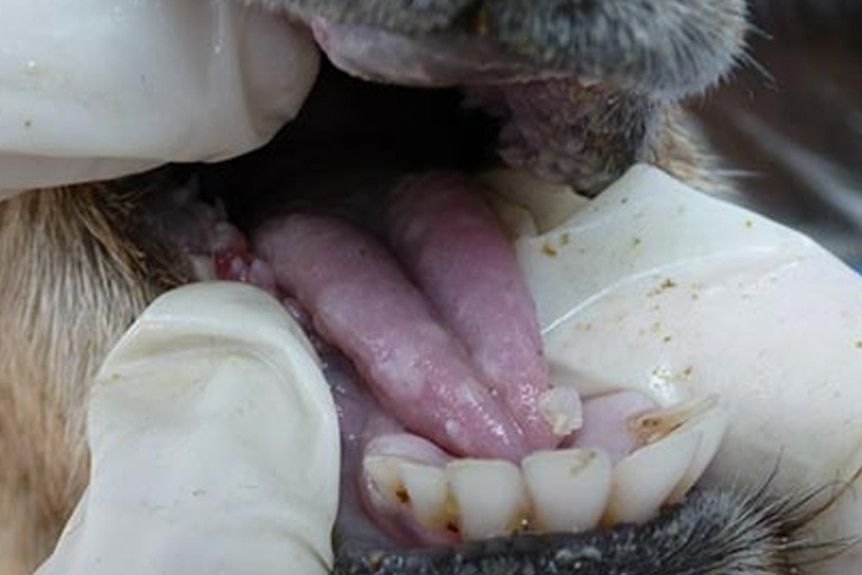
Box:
[253,172,576,460]
[355,393,726,546]
[164,169,726,548]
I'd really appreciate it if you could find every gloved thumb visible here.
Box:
[34,282,340,575]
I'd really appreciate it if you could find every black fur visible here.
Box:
[333,485,846,575]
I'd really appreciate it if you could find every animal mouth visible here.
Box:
[141,57,725,548]
[116,62,784,575]
[97,6,835,574]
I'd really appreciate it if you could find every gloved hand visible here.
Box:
[493,164,862,575]
[34,282,339,575]
[0,0,319,195]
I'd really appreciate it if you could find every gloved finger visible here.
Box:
[0,0,319,195]
[34,282,339,575]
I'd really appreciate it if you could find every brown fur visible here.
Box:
[0,185,180,574]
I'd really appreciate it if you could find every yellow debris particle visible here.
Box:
[647,278,678,297]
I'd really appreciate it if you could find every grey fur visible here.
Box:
[256,0,473,33]
[333,486,844,575]
[481,1,748,97]
[260,0,748,97]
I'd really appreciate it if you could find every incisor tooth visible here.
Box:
[446,460,527,540]
[522,449,612,533]
[397,462,450,530]
[604,430,700,525]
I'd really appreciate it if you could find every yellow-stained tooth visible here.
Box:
[446,460,527,540]
[398,462,450,530]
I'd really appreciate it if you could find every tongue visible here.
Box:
[252,173,565,459]
[388,173,562,450]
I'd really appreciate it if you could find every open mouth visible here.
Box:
[4,2,862,574]
[100,9,839,574]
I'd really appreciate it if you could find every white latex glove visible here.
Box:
[500,164,862,575]
[34,282,340,575]
[0,0,319,196]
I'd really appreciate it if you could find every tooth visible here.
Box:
[628,396,728,502]
[446,460,527,540]
[604,429,700,525]
[522,449,612,532]
[538,386,584,436]
[362,455,407,512]
[480,168,588,234]
[669,408,726,501]
[397,462,450,531]
[604,398,725,526]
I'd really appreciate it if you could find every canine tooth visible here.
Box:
[628,396,728,502]
[480,168,587,234]
[445,460,527,540]
[605,430,700,525]
[522,449,612,532]
[397,462,450,530]
[538,386,583,436]
[629,395,719,445]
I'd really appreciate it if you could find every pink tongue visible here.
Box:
[389,174,557,450]
[252,173,556,460]
[254,212,526,459]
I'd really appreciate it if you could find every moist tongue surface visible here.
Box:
[388,173,559,450]
[253,172,565,460]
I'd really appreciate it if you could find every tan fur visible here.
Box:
[650,105,735,198]
[0,185,177,574]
